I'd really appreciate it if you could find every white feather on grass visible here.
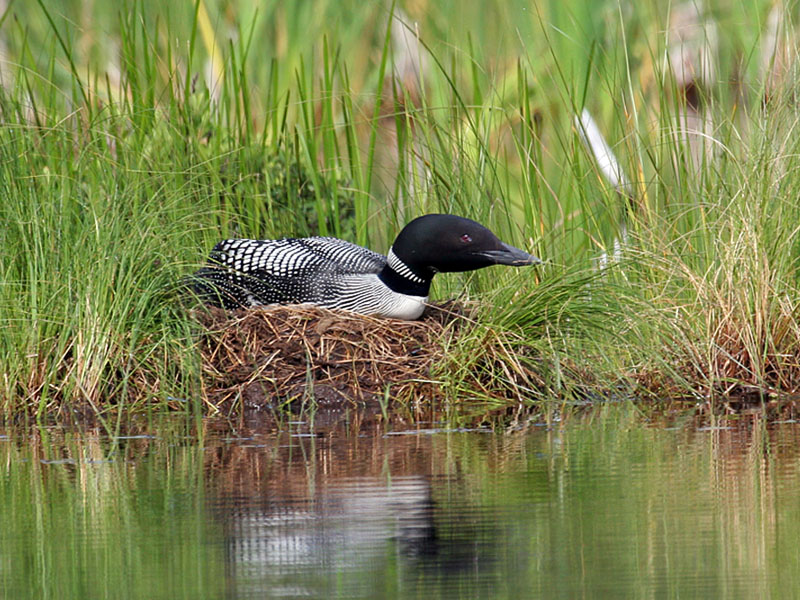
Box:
[575,108,631,197]
[574,109,632,266]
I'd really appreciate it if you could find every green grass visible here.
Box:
[1,0,799,418]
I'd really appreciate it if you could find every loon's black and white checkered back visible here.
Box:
[193,236,388,309]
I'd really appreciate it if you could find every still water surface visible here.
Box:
[2,405,799,599]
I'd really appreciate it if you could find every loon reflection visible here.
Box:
[210,473,443,597]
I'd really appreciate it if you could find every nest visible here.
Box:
[196,303,470,412]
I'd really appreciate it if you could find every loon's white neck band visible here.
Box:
[387,248,426,284]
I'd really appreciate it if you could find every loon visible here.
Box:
[191,214,539,320]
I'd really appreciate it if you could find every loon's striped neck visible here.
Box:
[378,248,432,297]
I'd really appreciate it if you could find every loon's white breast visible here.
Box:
[318,273,428,319]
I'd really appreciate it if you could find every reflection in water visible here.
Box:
[205,424,499,598]
[217,475,437,597]
[2,407,800,599]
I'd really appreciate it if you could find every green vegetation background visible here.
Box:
[1,0,799,418]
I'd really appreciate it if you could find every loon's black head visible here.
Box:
[390,214,540,278]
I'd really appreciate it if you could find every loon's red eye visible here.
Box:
[460,234,472,243]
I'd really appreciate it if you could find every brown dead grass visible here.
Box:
[195,302,473,412]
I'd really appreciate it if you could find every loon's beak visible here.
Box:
[477,243,541,266]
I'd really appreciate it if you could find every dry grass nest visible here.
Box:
[196,302,477,412]
[194,301,800,418]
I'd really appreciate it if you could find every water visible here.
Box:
[1,405,799,599]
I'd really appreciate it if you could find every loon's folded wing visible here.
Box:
[192,237,387,308]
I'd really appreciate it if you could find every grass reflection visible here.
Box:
[0,428,226,600]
